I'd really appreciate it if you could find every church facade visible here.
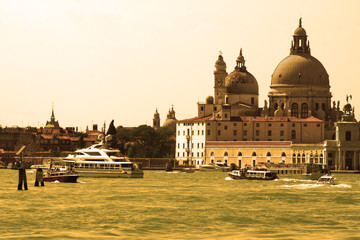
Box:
[175,19,360,171]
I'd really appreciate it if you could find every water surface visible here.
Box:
[1,169,359,239]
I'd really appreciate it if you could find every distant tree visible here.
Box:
[115,124,176,158]
[116,127,132,154]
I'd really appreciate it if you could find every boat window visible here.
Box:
[107,152,122,157]
[100,164,105,169]
[76,152,85,156]
[84,152,102,156]
[84,159,105,162]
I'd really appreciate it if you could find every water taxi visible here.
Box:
[229,169,278,180]
[317,175,337,185]
[63,142,143,178]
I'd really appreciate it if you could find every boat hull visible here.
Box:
[43,175,79,183]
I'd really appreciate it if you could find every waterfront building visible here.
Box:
[175,19,360,171]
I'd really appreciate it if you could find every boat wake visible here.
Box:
[281,183,352,189]
[280,178,313,182]
[225,177,233,181]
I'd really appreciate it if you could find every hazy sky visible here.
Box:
[1,0,360,130]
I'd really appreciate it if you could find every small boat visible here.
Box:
[229,169,278,180]
[43,170,79,183]
[199,162,230,172]
[181,168,195,173]
[317,175,337,185]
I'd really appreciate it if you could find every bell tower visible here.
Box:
[214,53,228,105]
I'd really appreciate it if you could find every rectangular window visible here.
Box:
[218,130,221,136]
[198,130,200,135]
[304,124,307,127]
[191,143,194,148]
[218,123,221,126]
[201,143,204,148]
[233,130,237,136]
[192,130,194,135]
[201,106,204,111]
[225,114,228,118]
[243,130,247,136]
[317,124,320,127]
[256,130,260,136]
[280,130,284,136]
[183,130,185,135]
[197,143,200,148]
[256,123,260,127]
[292,123,295,127]
[268,123,272,127]
[178,143,180,148]
[207,130,211,136]
[207,123,210,126]
[202,130,204,135]
[224,125,228,130]
[280,123,284,127]
[244,123,247,126]
[183,143,185,148]
[233,123,237,126]
[346,131,352,141]
[268,130,272,136]
[178,131,180,136]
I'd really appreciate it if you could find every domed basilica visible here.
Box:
[198,18,353,138]
[176,19,360,171]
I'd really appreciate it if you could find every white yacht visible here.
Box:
[63,141,143,178]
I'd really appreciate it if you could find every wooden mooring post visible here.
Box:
[16,146,28,190]
[34,168,44,187]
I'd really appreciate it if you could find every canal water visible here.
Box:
[0,169,359,239]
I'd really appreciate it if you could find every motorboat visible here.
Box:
[31,161,79,183]
[229,169,278,180]
[199,162,230,172]
[43,170,79,183]
[317,175,337,185]
[63,141,143,178]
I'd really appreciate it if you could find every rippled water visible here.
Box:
[1,169,360,239]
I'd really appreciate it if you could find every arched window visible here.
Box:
[252,152,257,157]
[310,154,314,164]
[210,151,214,156]
[301,103,308,118]
[315,153,319,163]
[238,152,242,157]
[320,154,324,164]
[302,154,305,163]
[266,152,271,157]
[292,154,296,164]
[291,130,296,140]
[291,103,299,118]
[274,103,278,111]
[281,152,286,157]
[297,153,301,164]
[224,152,228,157]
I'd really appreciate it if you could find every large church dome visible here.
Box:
[270,18,329,88]
[225,49,258,95]
[271,54,329,86]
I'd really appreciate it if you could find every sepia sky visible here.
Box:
[0,0,360,130]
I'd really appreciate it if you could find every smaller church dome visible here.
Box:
[206,96,214,104]
[224,49,258,95]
